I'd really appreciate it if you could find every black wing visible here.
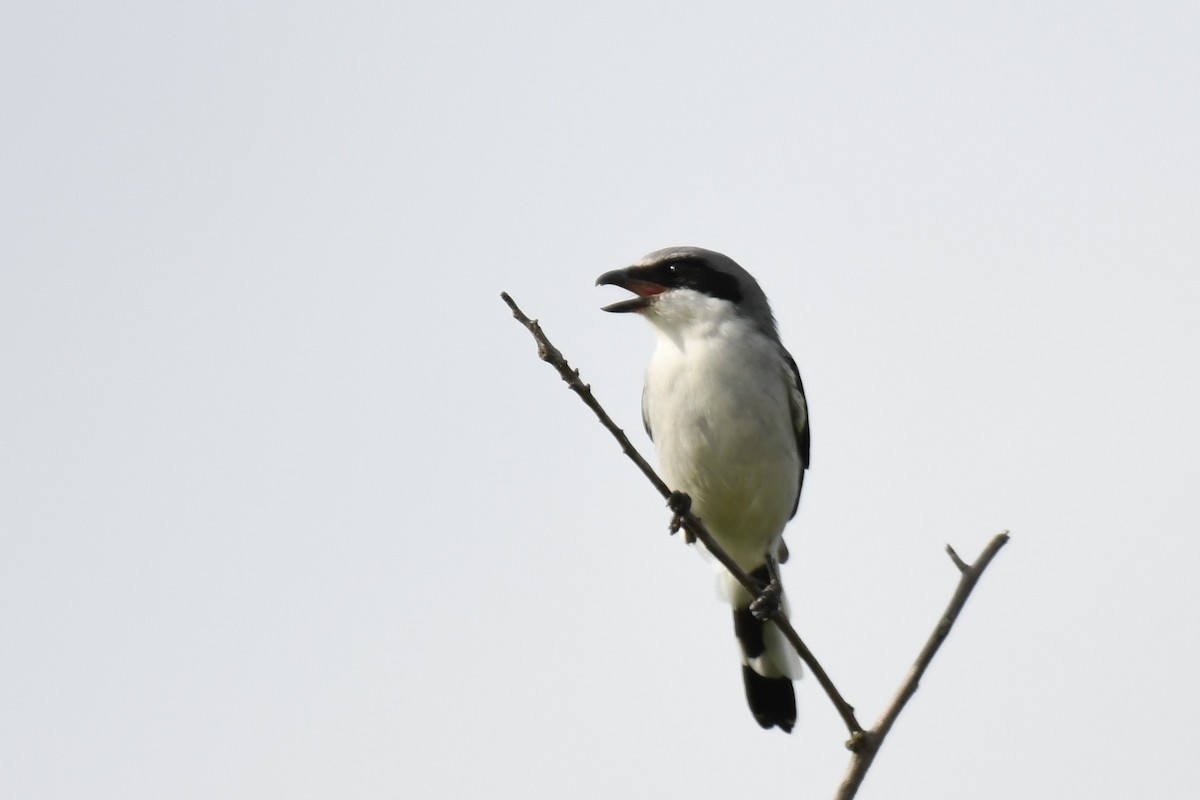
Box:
[641,384,653,440]
[783,348,810,519]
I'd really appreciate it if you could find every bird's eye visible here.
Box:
[666,263,679,273]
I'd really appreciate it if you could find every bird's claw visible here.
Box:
[667,491,695,543]
[749,579,783,621]
[668,490,692,516]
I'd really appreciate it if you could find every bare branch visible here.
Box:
[834,531,1010,800]
[501,291,863,736]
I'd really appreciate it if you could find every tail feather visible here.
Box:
[741,666,796,733]
[732,565,799,733]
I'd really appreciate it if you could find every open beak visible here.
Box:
[595,267,667,313]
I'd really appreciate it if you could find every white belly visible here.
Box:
[644,325,800,570]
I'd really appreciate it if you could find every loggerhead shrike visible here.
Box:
[597,246,809,733]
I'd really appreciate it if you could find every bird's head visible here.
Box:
[596,247,777,337]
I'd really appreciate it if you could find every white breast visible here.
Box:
[644,316,800,570]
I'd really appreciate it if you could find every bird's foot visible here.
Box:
[749,579,783,621]
[667,491,695,543]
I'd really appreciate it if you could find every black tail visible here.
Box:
[741,665,796,733]
[732,563,797,732]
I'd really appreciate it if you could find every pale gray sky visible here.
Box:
[3,2,1199,798]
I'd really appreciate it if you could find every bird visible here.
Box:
[596,246,809,732]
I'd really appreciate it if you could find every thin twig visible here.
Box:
[833,531,1010,800]
[945,544,969,573]
[501,291,863,736]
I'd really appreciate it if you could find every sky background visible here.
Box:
[3,2,1199,798]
